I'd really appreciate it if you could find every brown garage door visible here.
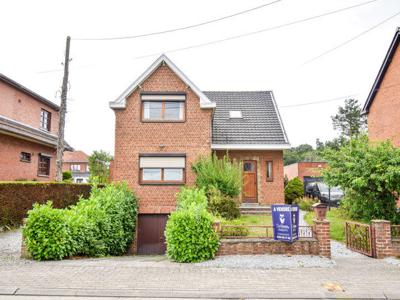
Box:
[137,214,168,255]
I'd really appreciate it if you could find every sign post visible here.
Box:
[272,204,299,242]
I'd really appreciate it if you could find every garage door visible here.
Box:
[137,214,168,255]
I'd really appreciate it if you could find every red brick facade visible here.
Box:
[284,162,328,182]
[367,41,400,147]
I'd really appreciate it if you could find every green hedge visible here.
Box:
[23,183,138,260]
[0,182,95,227]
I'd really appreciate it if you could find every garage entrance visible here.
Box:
[137,214,168,255]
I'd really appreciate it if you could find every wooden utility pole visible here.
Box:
[56,36,71,182]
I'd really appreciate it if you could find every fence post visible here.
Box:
[371,220,392,259]
[312,203,331,258]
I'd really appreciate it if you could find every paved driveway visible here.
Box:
[1,229,399,299]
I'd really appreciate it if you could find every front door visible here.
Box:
[242,160,257,203]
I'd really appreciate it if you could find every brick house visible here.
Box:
[110,55,290,254]
[0,73,71,181]
[363,27,400,146]
[284,161,328,188]
[62,150,90,183]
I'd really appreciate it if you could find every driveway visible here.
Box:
[1,229,399,299]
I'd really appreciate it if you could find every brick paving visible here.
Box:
[1,230,400,299]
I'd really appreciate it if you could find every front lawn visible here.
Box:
[222,214,272,237]
[304,208,347,242]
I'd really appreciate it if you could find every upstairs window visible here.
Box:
[139,155,185,184]
[40,109,51,131]
[71,164,81,171]
[38,154,51,176]
[229,111,242,118]
[141,94,185,122]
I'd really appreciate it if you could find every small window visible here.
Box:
[38,154,50,176]
[266,161,273,181]
[139,156,185,184]
[40,109,51,131]
[229,111,242,118]
[141,94,185,122]
[20,152,31,163]
[71,164,81,171]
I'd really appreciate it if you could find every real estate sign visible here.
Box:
[272,204,299,242]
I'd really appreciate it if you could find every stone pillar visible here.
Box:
[371,220,392,259]
[314,219,331,258]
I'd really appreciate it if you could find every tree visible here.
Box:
[322,136,400,223]
[284,177,304,204]
[331,99,366,139]
[283,144,321,165]
[88,150,113,184]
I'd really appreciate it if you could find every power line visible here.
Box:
[279,94,360,108]
[303,10,400,65]
[132,0,380,59]
[73,0,282,41]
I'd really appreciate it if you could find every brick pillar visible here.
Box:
[371,220,392,259]
[314,219,331,258]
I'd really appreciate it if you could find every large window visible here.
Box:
[141,94,185,121]
[38,154,51,176]
[139,155,185,184]
[40,109,51,131]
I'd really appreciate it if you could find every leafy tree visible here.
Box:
[284,177,304,204]
[88,150,113,184]
[331,99,366,139]
[62,171,72,182]
[322,136,400,223]
[284,144,321,165]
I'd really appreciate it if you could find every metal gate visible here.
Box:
[345,221,373,256]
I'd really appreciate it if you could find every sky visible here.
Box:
[1,0,399,155]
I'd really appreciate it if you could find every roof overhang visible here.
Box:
[109,54,216,110]
[211,143,291,150]
[362,27,400,115]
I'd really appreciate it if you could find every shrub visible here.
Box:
[23,202,74,260]
[23,183,138,260]
[165,209,219,263]
[284,177,304,204]
[176,187,207,211]
[192,154,241,197]
[221,225,249,237]
[207,187,240,220]
[293,197,317,211]
[62,171,72,182]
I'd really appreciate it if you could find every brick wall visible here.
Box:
[284,162,327,182]
[371,220,396,258]
[216,150,284,205]
[112,64,213,213]
[0,80,60,135]
[0,134,56,181]
[284,163,298,181]
[367,43,400,147]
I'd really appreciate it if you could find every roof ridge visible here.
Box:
[203,90,272,93]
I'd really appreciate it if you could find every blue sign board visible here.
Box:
[271,204,299,242]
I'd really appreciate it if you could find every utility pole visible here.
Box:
[56,36,71,182]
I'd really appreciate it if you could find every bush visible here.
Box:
[62,171,72,182]
[285,177,304,204]
[220,224,249,237]
[293,197,317,211]
[192,154,241,197]
[23,202,74,260]
[165,209,219,263]
[0,182,94,227]
[23,183,138,260]
[207,187,240,220]
[176,187,207,211]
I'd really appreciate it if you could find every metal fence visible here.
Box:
[391,225,400,239]
[220,224,314,239]
[345,221,373,256]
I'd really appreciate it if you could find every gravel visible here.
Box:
[384,257,400,267]
[0,229,22,262]
[195,254,335,269]
[330,240,365,258]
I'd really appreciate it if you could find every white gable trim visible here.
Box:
[109,54,216,110]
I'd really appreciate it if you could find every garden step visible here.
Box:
[239,204,271,215]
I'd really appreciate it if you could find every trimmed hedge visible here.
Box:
[0,182,95,227]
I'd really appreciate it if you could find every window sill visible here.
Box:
[139,182,185,186]
[37,174,50,178]
[20,160,31,163]
[141,120,185,123]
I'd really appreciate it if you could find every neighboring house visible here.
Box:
[62,150,90,183]
[0,73,71,181]
[110,54,290,254]
[363,27,400,146]
[284,161,328,188]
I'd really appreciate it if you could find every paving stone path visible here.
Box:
[1,227,399,299]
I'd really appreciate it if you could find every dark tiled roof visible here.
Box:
[204,91,289,145]
[0,115,72,151]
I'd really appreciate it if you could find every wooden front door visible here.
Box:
[242,160,257,203]
[137,214,168,255]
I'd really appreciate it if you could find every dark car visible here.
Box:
[306,182,344,207]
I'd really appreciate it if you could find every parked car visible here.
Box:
[305,182,344,207]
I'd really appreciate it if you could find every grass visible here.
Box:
[304,208,348,242]
[222,214,272,237]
